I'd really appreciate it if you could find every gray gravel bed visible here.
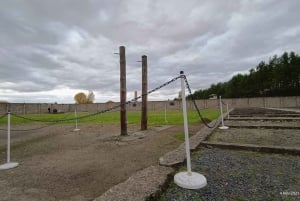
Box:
[230,108,300,116]
[225,120,300,128]
[208,128,300,148]
[159,148,300,201]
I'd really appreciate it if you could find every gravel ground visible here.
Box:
[160,148,300,201]
[230,108,300,116]
[225,120,300,128]
[208,128,300,147]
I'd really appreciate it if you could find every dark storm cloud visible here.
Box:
[0,0,300,103]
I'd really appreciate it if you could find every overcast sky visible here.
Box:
[1,0,300,103]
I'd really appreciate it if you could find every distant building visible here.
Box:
[208,94,217,99]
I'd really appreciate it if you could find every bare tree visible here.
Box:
[74,91,95,104]
[86,91,95,104]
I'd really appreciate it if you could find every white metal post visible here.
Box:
[7,112,10,163]
[73,106,80,132]
[0,112,19,170]
[164,102,168,124]
[219,96,229,130]
[227,103,230,120]
[174,71,207,189]
[220,96,224,126]
[180,72,192,174]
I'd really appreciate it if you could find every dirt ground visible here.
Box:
[0,123,202,201]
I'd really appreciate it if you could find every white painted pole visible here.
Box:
[180,72,192,175]
[164,102,168,124]
[0,112,19,170]
[7,112,10,163]
[227,103,230,120]
[220,96,224,126]
[174,71,207,189]
[73,106,80,132]
[219,96,229,130]
[75,108,78,129]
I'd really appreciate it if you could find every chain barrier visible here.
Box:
[0,123,56,132]
[2,74,219,130]
[221,99,227,105]
[10,109,80,123]
[5,112,75,132]
[9,75,182,125]
[182,75,220,129]
[128,75,181,103]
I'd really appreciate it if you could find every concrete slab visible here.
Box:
[93,165,173,201]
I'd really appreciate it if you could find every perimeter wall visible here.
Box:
[0,96,299,115]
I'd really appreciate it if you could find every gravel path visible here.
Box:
[208,128,300,147]
[160,148,300,201]
[225,120,300,128]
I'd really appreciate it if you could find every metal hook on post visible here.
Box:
[174,71,207,189]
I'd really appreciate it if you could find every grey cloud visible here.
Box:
[1,0,300,103]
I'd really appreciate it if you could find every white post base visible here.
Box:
[73,128,80,132]
[0,162,19,170]
[174,171,207,189]
[219,126,229,130]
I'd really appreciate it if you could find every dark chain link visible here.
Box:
[221,99,227,106]
[4,75,218,130]
[182,75,220,128]
[10,111,78,123]
[0,123,57,132]
[9,75,182,124]
[128,75,181,103]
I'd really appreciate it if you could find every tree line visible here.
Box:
[187,51,300,99]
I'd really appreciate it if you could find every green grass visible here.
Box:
[0,109,220,126]
[175,133,185,140]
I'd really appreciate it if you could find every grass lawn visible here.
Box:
[0,109,221,125]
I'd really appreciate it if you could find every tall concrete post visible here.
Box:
[119,46,127,136]
[141,55,148,130]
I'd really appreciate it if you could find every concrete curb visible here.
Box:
[93,165,173,201]
[268,107,300,113]
[200,141,300,156]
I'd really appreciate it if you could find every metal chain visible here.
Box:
[127,75,181,103]
[9,75,182,124]
[0,123,56,132]
[2,75,220,130]
[182,75,220,128]
[10,111,78,123]
[221,99,227,106]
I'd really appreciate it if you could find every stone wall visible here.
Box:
[0,96,299,115]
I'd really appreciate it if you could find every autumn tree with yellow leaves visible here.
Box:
[74,91,95,104]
